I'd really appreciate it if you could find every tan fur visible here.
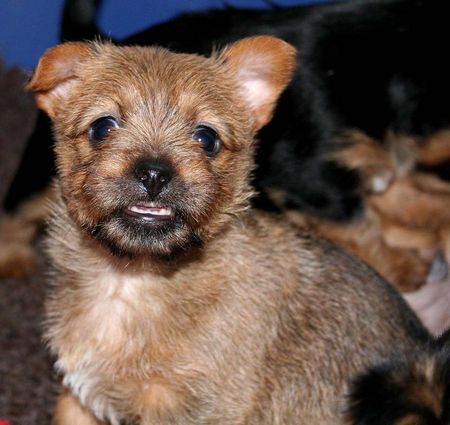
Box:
[53,390,101,425]
[391,355,446,424]
[369,173,450,230]
[28,38,428,425]
[416,130,450,166]
[393,416,425,425]
[334,130,416,194]
[0,187,53,278]
[406,360,443,418]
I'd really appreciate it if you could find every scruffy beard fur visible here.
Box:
[82,198,204,259]
[54,137,253,259]
[27,37,441,425]
[92,217,202,259]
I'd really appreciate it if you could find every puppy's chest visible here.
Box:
[53,271,178,424]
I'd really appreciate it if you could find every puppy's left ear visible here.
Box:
[27,42,92,118]
[222,36,297,131]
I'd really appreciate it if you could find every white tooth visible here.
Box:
[153,208,171,216]
[130,206,150,214]
[129,206,172,216]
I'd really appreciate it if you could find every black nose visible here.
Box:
[134,160,173,198]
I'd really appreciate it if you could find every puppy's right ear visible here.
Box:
[27,42,91,118]
[222,36,297,132]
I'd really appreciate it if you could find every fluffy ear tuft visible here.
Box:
[222,36,297,131]
[27,42,92,118]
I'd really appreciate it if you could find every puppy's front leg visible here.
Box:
[53,389,102,425]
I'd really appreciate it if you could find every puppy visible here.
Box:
[29,37,431,424]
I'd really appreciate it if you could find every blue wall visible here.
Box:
[0,0,331,70]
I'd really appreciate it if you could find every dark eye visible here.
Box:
[88,116,119,144]
[193,125,221,156]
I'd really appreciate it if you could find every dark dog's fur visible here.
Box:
[345,329,450,424]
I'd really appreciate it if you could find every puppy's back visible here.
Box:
[223,214,430,423]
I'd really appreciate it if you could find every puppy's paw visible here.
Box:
[53,389,102,425]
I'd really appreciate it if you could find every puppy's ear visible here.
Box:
[27,42,92,118]
[222,36,297,131]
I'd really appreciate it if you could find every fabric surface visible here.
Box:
[0,241,56,424]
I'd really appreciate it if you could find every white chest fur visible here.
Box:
[52,268,166,424]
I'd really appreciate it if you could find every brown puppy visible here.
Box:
[29,37,429,425]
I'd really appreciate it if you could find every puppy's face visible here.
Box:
[29,38,296,257]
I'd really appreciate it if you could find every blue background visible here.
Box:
[0,0,330,70]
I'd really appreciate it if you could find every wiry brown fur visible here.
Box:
[29,38,430,425]
[28,41,260,260]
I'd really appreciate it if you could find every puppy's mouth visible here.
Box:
[123,202,175,222]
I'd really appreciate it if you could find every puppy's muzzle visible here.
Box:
[134,160,173,198]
